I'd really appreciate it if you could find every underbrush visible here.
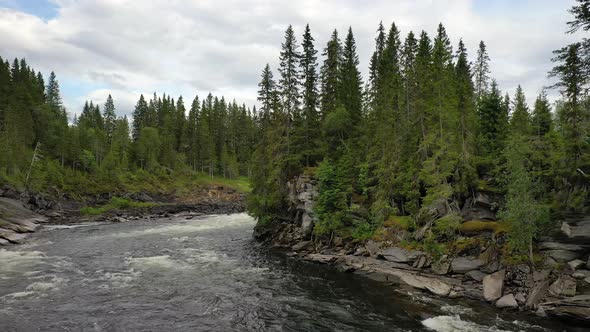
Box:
[80,197,158,215]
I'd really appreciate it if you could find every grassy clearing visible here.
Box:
[80,197,158,216]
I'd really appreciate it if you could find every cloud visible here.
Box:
[0,0,579,118]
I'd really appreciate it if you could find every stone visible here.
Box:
[301,213,314,237]
[0,238,9,246]
[535,306,547,318]
[572,270,590,279]
[515,292,526,305]
[364,240,380,256]
[483,270,505,301]
[431,256,451,275]
[304,254,336,264]
[546,250,579,263]
[378,247,423,264]
[568,259,586,270]
[413,255,430,269]
[399,274,452,297]
[451,257,485,273]
[496,294,518,309]
[585,277,590,284]
[533,269,551,282]
[525,280,550,309]
[0,228,28,243]
[539,242,585,251]
[465,270,488,282]
[587,256,590,270]
[549,275,577,297]
[292,241,314,252]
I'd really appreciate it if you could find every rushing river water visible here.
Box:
[0,213,578,331]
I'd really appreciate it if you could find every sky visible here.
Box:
[0,0,581,119]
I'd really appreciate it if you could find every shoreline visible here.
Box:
[254,222,590,327]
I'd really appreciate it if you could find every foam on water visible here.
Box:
[422,315,511,332]
[104,213,255,239]
[126,255,189,270]
[0,249,47,273]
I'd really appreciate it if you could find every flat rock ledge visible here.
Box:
[297,250,590,324]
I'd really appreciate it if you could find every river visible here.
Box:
[0,213,575,331]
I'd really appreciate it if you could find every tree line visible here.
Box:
[249,2,590,257]
[0,58,258,193]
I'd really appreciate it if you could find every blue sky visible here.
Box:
[0,0,579,119]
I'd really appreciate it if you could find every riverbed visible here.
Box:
[0,213,574,331]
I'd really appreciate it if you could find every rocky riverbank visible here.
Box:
[0,184,246,246]
[253,174,590,325]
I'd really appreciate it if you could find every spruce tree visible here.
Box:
[320,30,342,118]
[474,41,491,101]
[103,94,116,143]
[299,24,321,167]
[510,85,531,135]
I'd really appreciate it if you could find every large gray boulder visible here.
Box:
[399,274,452,297]
[431,256,451,275]
[496,294,518,309]
[525,280,550,309]
[546,250,579,262]
[549,275,577,297]
[451,257,485,273]
[378,247,423,264]
[483,269,505,301]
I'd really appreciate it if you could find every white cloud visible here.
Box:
[0,0,579,117]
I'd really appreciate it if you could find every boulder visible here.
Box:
[304,254,336,264]
[572,270,590,279]
[364,240,380,256]
[399,274,452,297]
[451,257,485,273]
[460,193,497,221]
[496,294,518,309]
[549,275,577,297]
[539,242,586,252]
[431,256,451,275]
[515,292,526,305]
[483,270,505,301]
[413,255,430,269]
[0,238,9,246]
[301,214,314,238]
[378,247,423,264]
[0,228,27,243]
[465,270,488,282]
[587,256,590,270]
[546,250,579,263]
[526,280,551,309]
[568,259,586,270]
[292,240,314,252]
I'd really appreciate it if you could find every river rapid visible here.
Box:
[0,213,576,331]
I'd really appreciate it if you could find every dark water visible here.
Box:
[0,213,575,331]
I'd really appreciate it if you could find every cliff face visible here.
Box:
[252,174,319,246]
[252,174,590,323]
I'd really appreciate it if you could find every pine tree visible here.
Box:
[320,30,342,118]
[257,64,278,124]
[339,27,364,129]
[532,91,553,137]
[103,94,116,143]
[474,41,491,101]
[132,94,149,141]
[510,85,531,135]
[299,24,321,167]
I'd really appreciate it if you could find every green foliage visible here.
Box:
[314,159,349,236]
[433,213,462,239]
[499,134,550,257]
[80,197,157,216]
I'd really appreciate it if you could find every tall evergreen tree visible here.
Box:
[299,24,322,166]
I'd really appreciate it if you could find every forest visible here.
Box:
[0,1,588,260]
[248,3,590,259]
[0,60,258,195]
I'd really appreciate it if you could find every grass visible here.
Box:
[383,215,415,230]
[80,197,158,216]
[459,220,508,235]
